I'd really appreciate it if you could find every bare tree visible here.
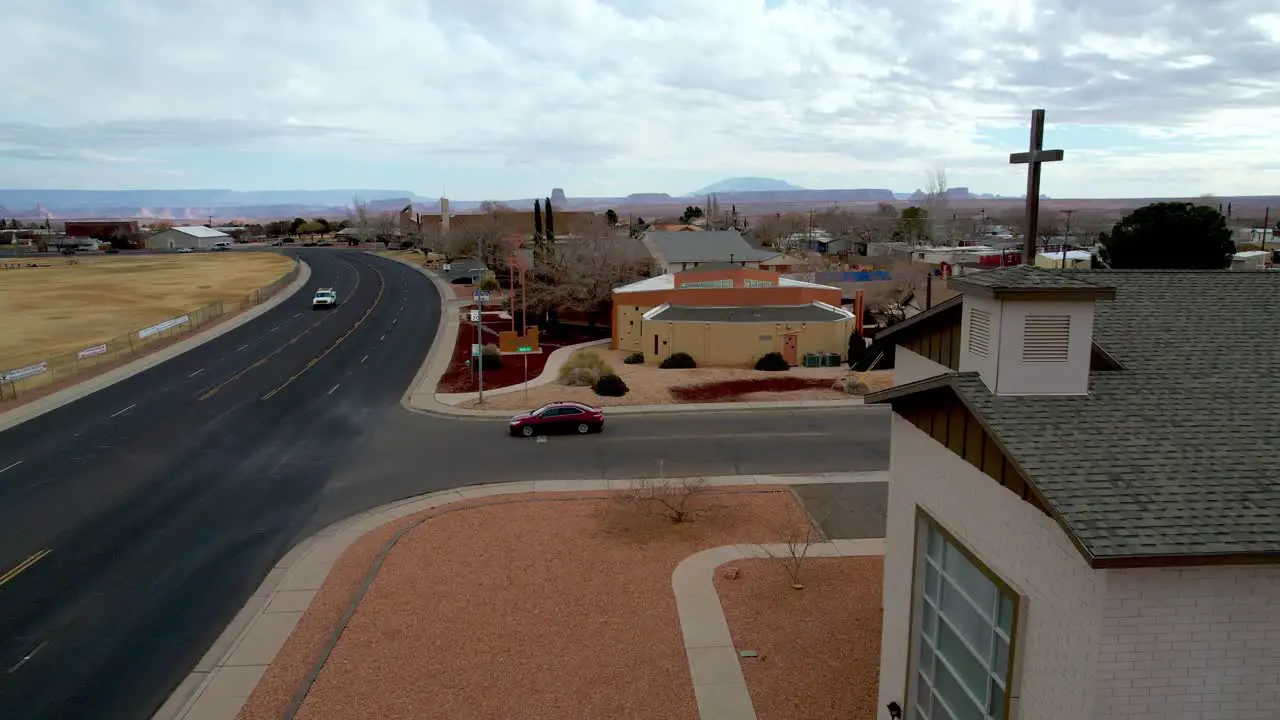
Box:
[756,500,828,590]
[349,196,371,239]
[617,461,713,523]
[924,166,950,245]
[524,230,648,323]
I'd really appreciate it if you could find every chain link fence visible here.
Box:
[0,262,300,401]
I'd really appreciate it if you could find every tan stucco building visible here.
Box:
[611,267,856,367]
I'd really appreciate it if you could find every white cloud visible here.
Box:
[1,0,1278,197]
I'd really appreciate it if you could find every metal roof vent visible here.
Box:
[968,308,992,358]
[1022,315,1070,363]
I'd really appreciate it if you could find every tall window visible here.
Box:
[908,518,1017,720]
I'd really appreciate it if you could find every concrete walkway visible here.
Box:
[434,338,610,405]
[153,470,888,720]
[673,539,886,719]
[0,258,311,433]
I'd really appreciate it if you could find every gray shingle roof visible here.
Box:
[872,269,1280,562]
[648,303,850,323]
[949,264,1114,297]
[643,230,777,263]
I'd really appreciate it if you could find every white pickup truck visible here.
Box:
[312,288,338,309]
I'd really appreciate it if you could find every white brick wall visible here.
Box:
[1094,566,1280,720]
[893,346,950,386]
[877,415,1107,720]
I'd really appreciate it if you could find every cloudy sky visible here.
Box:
[3,0,1278,199]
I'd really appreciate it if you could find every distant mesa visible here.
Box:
[625,193,672,201]
[550,188,567,206]
[689,177,806,195]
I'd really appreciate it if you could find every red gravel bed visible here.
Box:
[435,315,608,393]
[715,556,884,720]
[237,488,804,720]
[670,377,833,402]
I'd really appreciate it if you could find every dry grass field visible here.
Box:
[0,253,295,368]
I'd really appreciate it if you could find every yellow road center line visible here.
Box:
[199,256,363,400]
[260,261,386,401]
[0,549,51,587]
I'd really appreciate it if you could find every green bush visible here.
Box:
[593,373,629,397]
[558,349,614,384]
[623,352,644,365]
[479,271,501,291]
[659,352,696,369]
[754,352,790,371]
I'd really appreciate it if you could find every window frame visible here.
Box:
[904,510,1023,720]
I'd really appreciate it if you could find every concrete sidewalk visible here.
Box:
[377,252,877,420]
[153,470,888,720]
[0,258,312,433]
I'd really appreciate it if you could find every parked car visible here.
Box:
[211,241,232,251]
[177,247,194,253]
[509,401,605,437]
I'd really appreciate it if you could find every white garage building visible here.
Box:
[145,226,230,250]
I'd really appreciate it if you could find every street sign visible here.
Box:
[442,263,451,271]
[469,310,480,322]
[474,290,491,303]
[471,343,481,357]
[516,345,534,353]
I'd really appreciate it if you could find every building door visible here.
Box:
[653,334,659,357]
[782,334,798,365]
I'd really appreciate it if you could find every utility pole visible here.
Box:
[1262,207,1270,251]
[476,233,484,404]
[1061,209,1075,268]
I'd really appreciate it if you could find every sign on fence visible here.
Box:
[1,362,47,382]
[78,344,108,359]
[469,309,480,322]
[138,314,190,339]
[471,343,481,357]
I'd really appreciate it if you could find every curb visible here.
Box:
[0,257,312,433]
[152,471,888,720]
[417,398,883,419]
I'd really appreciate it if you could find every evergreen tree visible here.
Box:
[533,199,544,238]
[544,197,555,240]
[1099,202,1234,269]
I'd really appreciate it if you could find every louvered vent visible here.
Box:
[967,308,992,357]
[1022,315,1071,362]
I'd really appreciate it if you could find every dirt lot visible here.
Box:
[238,488,885,720]
[0,253,294,368]
[456,347,892,410]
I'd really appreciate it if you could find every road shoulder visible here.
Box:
[0,257,312,433]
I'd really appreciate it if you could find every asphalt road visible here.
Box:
[0,249,889,720]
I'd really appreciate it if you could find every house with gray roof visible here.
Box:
[865,264,1280,720]
[640,230,781,274]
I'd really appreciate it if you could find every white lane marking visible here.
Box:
[379,334,386,341]
[293,312,301,318]
[327,383,340,396]
[270,326,278,332]
[237,344,249,351]
[6,641,46,674]
[110,404,136,418]
[604,431,831,442]
[391,318,397,325]
[0,461,23,474]
[360,354,368,364]
[188,368,205,378]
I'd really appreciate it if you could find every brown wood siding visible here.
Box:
[898,400,1048,518]
[901,321,962,371]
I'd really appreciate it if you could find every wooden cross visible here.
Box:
[1009,109,1064,263]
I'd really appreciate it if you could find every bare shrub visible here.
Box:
[758,499,828,590]
[558,349,614,385]
[833,374,871,395]
[617,460,712,523]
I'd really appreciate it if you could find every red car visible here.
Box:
[509,401,605,437]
